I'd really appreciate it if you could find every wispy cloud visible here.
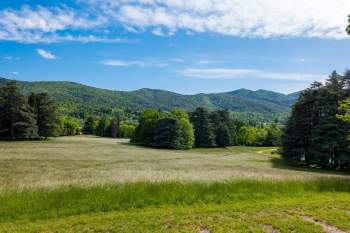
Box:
[37,49,56,59]
[179,68,325,81]
[101,59,168,67]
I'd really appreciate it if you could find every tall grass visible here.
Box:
[0,179,349,221]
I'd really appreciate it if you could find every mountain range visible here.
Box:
[0,77,299,118]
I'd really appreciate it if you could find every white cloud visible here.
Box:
[11,71,19,75]
[101,59,168,67]
[101,59,146,67]
[0,5,126,43]
[179,68,325,81]
[1,0,350,43]
[37,49,56,59]
[84,0,350,39]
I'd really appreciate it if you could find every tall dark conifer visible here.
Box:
[0,81,38,140]
[29,93,57,139]
[190,107,216,148]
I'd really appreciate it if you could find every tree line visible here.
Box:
[132,107,282,149]
[82,115,136,139]
[282,71,350,170]
[0,81,81,140]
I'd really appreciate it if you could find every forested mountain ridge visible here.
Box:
[0,77,299,117]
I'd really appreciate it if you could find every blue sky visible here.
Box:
[1,0,350,94]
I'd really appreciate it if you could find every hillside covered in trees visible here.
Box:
[0,77,298,120]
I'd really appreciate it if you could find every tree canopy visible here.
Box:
[282,71,350,169]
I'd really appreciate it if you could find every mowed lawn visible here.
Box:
[0,135,348,189]
[0,136,350,232]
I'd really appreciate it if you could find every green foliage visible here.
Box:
[133,108,194,149]
[132,109,164,145]
[0,81,39,140]
[171,108,194,149]
[283,71,350,169]
[82,116,98,135]
[190,107,216,148]
[119,124,136,138]
[95,117,110,137]
[347,15,350,35]
[264,125,282,146]
[337,98,350,122]
[28,92,58,139]
[215,124,231,147]
[152,117,183,149]
[57,116,81,136]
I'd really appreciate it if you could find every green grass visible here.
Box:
[0,179,349,222]
[1,136,350,232]
[0,180,350,232]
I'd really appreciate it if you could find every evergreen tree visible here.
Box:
[283,71,350,169]
[190,107,216,148]
[152,118,182,149]
[211,110,233,146]
[0,81,38,140]
[215,123,231,147]
[29,93,57,139]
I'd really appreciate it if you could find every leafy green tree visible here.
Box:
[190,107,216,148]
[0,81,38,140]
[171,108,194,149]
[237,126,257,146]
[132,109,164,145]
[95,117,110,137]
[264,125,282,146]
[119,124,136,138]
[28,93,58,139]
[57,116,80,136]
[83,116,98,135]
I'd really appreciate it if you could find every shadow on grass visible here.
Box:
[270,157,350,176]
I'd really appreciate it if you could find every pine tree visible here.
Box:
[190,107,216,148]
[29,93,57,139]
[152,118,182,149]
[283,71,350,169]
[0,81,38,140]
[215,123,231,147]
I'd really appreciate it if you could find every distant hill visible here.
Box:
[0,77,299,118]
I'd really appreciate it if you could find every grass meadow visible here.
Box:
[0,136,349,232]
